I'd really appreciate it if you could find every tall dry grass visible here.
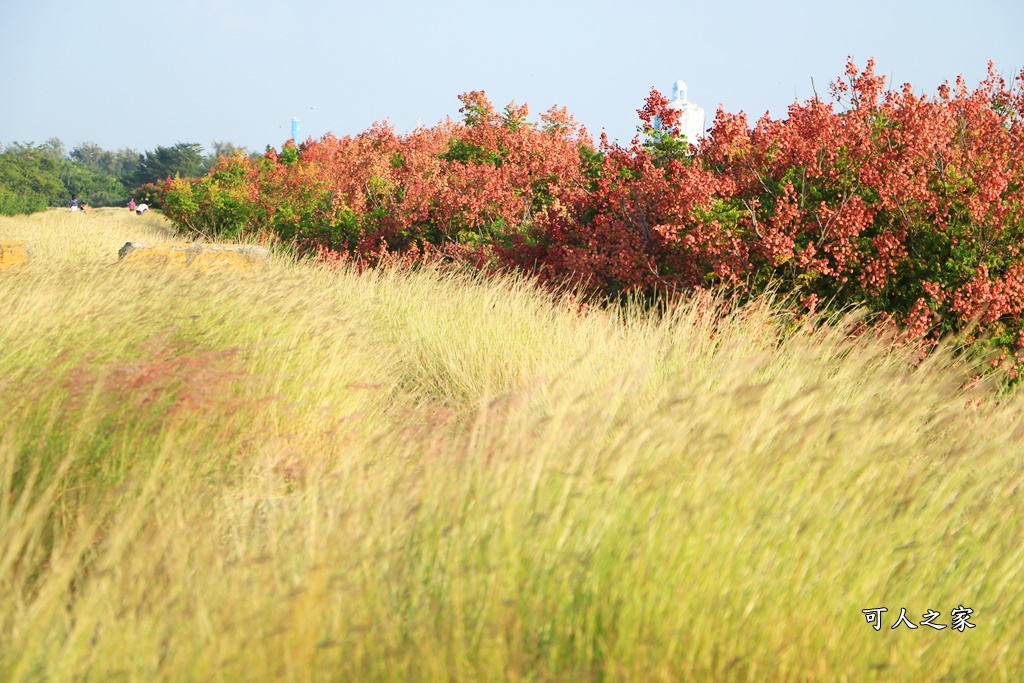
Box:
[1,209,1022,681]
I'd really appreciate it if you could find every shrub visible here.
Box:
[159,61,1024,375]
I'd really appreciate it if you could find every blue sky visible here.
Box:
[2,0,1022,154]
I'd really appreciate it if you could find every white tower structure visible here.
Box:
[667,80,705,143]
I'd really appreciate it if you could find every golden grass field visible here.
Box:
[1,207,1022,681]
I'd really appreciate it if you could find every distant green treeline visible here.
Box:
[0,138,252,216]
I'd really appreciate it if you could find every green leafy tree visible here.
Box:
[134,142,206,187]
[65,142,141,206]
[71,142,142,181]
[59,161,131,207]
[0,144,64,215]
[40,137,67,161]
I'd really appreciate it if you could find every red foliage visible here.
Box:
[160,60,1024,372]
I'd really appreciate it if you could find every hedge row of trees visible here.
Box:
[156,60,1024,374]
[0,139,250,216]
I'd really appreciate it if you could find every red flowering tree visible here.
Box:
[160,61,1024,374]
[689,59,1024,364]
